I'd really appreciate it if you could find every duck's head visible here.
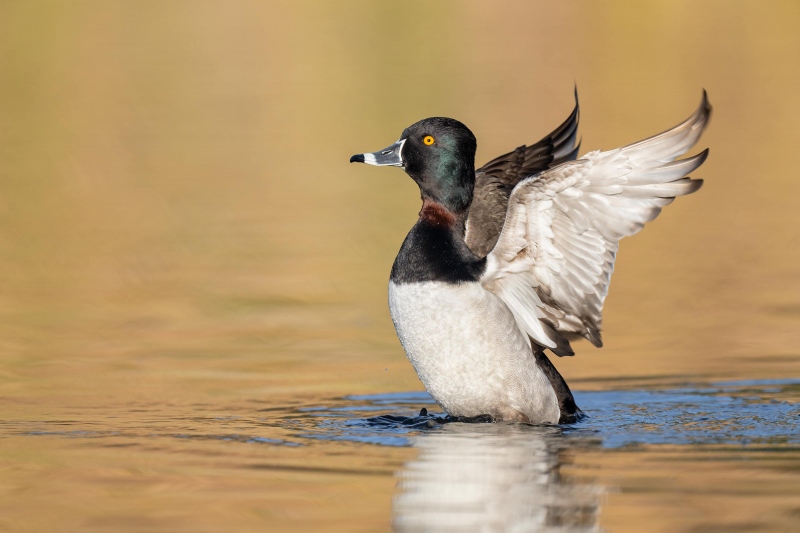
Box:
[350,117,477,215]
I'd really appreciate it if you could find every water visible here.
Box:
[3,380,799,531]
[301,380,800,449]
[7,380,799,452]
[1,1,800,532]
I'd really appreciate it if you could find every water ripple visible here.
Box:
[293,379,800,449]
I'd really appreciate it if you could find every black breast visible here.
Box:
[390,221,486,284]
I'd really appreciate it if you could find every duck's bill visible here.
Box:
[349,139,405,166]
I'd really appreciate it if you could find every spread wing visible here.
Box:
[466,90,581,257]
[480,91,711,356]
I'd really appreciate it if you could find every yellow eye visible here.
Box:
[423,135,435,146]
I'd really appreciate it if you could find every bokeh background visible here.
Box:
[1,1,799,532]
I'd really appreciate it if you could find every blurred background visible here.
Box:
[0,1,799,532]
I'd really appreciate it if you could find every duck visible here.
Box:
[350,91,711,424]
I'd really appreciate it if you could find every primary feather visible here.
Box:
[480,91,711,355]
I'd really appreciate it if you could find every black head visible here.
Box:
[351,117,477,214]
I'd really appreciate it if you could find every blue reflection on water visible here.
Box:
[299,379,800,448]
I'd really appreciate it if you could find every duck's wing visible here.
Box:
[466,91,580,257]
[480,92,711,356]
[476,90,581,186]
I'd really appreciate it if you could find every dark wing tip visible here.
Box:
[574,84,580,112]
[688,178,704,193]
[700,89,712,120]
[586,327,603,348]
[695,147,710,167]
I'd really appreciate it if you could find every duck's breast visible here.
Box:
[388,280,560,423]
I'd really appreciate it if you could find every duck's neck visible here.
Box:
[415,154,475,216]
[419,198,467,235]
[390,200,484,285]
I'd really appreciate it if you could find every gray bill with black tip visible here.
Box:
[350,139,405,166]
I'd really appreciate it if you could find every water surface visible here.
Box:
[1,1,799,532]
[2,380,799,531]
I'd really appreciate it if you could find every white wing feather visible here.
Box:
[480,92,711,352]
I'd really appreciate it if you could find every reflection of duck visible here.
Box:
[393,424,603,532]
[351,92,711,424]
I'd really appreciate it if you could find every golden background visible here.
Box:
[0,1,798,531]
